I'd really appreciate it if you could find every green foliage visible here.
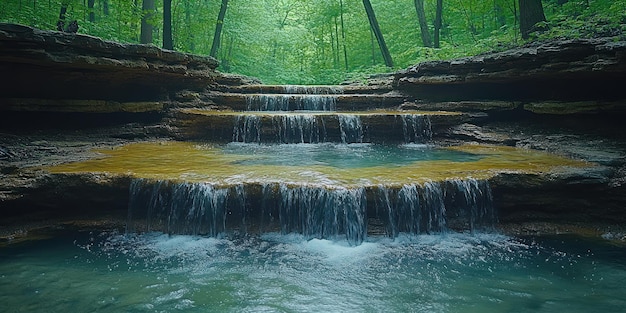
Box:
[1,0,624,84]
[539,0,626,40]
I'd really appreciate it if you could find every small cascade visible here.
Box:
[374,182,446,237]
[273,114,325,144]
[231,114,326,143]
[245,95,290,111]
[338,114,364,144]
[127,178,496,245]
[283,85,344,95]
[275,184,367,246]
[233,115,262,143]
[245,94,337,111]
[127,179,232,236]
[445,179,497,231]
[401,114,433,143]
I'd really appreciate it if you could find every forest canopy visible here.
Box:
[2,0,625,84]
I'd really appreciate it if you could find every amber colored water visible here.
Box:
[48,142,590,187]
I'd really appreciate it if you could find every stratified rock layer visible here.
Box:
[395,39,626,103]
[0,23,219,104]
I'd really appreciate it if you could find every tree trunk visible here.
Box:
[370,28,376,65]
[210,0,229,58]
[88,0,95,22]
[557,0,568,5]
[57,2,68,31]
[140,0,155,44]
[434,0,443,48]
[519,0,546,39]
[184,0,194,52]
[340,0,349,70]
[414,0,432,47]
[101,0,109,15]
[163,0,173,50]
[332,17,338,68]
[362,0,393,68]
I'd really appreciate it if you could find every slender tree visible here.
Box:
[414,0,432,47]
[56,1,69,31]
[519,0,546,39]
[101,0,109,15]
[362,0,393,67]
[140,0,155,44]
[340,0,349,70]
[88,0,96,22]
[210,0,229,58]
[434,0,443,48]
[183,0,195,52]
[163,0,173,50]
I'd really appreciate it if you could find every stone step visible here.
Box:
[216,84,394,95]
[209,92,407,111]
[172,109,469,143]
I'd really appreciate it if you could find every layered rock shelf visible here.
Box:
[2,23,626,241]
[395,38,626,115]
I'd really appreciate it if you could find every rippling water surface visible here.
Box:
[1,231,625,312]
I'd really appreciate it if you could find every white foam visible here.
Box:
[301,238,379,263]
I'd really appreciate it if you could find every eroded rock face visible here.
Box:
[0,23,219,103]
[395,39,626,103]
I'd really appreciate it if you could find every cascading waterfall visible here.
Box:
[245,94,337,111]
[338,114,364,144]
[375,182,447,237]
[127,178,495,245]
[445,178,497,231]
[245,95,290,111]
[401,114,433,143]
[232,114,326,143]
[283,85,344,95]
[233,115,262,143]
[273,114,325,144]
[276,184,366,246]
[127,179,232,236]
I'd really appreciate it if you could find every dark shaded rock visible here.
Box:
[0,98,164,113]
[213,73,263,88]
[400,100,520,113]
[0,23,219,103]
[442,123,516,145]
[395,38,626,103]
[0,172,130,223]
[523,100,626,115]
[491,168,626,225]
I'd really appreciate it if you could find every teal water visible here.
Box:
[224,143,481,168]
[1,231,625,312]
